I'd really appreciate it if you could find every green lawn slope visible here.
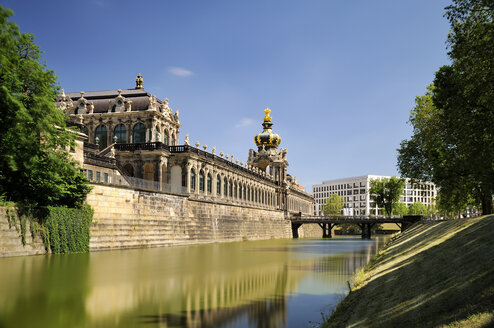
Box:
[324,215,494,328]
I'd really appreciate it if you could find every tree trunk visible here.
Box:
[481,190,493,215]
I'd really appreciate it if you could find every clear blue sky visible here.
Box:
[4,0,451,191]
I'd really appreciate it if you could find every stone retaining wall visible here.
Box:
[87,184,302,250]
[0,208,46,257]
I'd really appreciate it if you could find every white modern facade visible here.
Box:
[312,175,437,216]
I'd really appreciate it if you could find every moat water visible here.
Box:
[0,236,388,328]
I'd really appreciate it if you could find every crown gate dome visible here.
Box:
[254,108,282,150]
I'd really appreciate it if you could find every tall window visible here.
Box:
[133,123,146,143]
[163,130,169,145]
[224,177,228,196]
[95,125,108,149]
[114,124,126,144]
[207,174,212,193]
[199,170,205,192]
[155,127,160,142]
[190,169,196,191]
[234,182,237,198]
[217,175,221,195]
[171,135,175,146]
[239,185,243,200]
[229,180,233,197]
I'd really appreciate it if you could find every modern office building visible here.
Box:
[312,175,436,216]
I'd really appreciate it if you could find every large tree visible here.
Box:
[0,6,90,207]
[322,194,344,216]
[369,177,405,216]
[398,0,493,214]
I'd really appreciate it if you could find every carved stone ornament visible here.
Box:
[110,89,126,113]
[75,91,88,115]
[56,89,74,113]
[184,134,190,145]
[148,95,157,111]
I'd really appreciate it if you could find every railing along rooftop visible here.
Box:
[114,143,276,184]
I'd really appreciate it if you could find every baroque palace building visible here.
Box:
[57,74,313,215]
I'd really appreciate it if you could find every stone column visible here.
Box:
[204,168,209,197]
[196,164,200,196]
[185,163,192,193]
[104,119,111,146]
[126,122,132,143]
[135,159,144,180]
[154,158,162,190]
[146,119,153,142]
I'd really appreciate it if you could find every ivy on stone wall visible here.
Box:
[42,205,93,254]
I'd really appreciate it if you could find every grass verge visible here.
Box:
[323,215,494,328]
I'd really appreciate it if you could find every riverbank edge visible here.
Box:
[323,215,494,328]
[0,183,323,256]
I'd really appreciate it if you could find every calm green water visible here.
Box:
[0,236,388,328]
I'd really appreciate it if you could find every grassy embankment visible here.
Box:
[324,215,494,328]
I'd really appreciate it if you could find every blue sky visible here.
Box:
[4,0,451,191]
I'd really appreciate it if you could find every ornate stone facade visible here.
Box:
[59,75,314,216]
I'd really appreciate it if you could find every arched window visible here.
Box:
[123,164,134,177]
[199,170,205,192]
[171,134,175,146]
[207,174,212,193]
[229,180,233,197]
[133,123,146,143]
[216,175,221,195]
[95,125,108,150]
[114,124,126,144]
[163,130,169,145]
[224,177,228,196]
[239,184,243,200]
[190,169,196,191]
[234,182,237,198]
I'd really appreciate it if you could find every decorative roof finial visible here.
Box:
[263,107,272,122]
[253,107,281,150]
[136,73,144,89]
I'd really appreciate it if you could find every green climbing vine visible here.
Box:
[1,204,93,253]
[42,205,94,254]
[6,207,16,230]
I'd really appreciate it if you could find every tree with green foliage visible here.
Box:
[436,189,478,218]
[322,194,344,216]
[393,202,409,216]
[0,6,90,208]
[408,202,428,215]
[369,177,405,216]
[398,0,493,214]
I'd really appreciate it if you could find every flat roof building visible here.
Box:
[312,175,436,216]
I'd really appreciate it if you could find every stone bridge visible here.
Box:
[288,214,423,239]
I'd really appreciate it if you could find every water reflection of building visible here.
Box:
[0,240,384,328]
[85,263,303,328]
